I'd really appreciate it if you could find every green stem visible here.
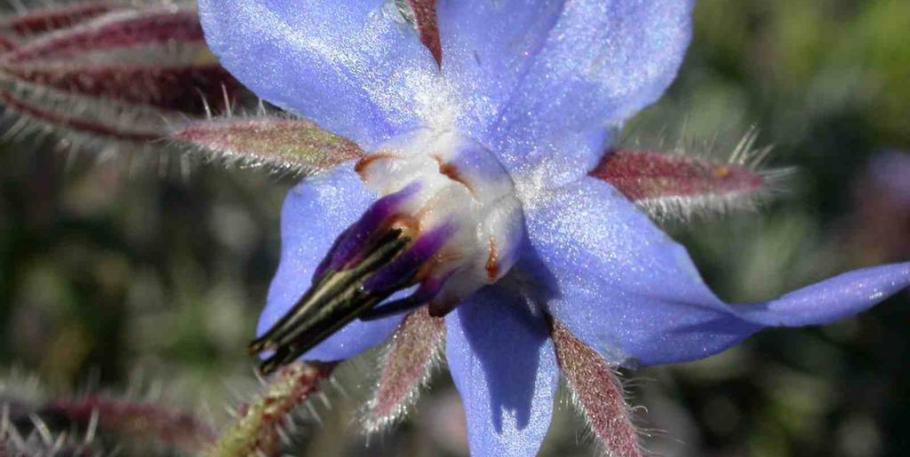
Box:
[202,362,335,457]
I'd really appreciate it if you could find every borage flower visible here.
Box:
[195,1,910,456]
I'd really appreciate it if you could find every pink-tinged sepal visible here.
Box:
[4,64,237,113]
[0,87,166,142]
[41,395,217,453]
[363,308,446,432]
[173,116,365,175]
[4,8,205,64]
[0,4,247,150]
[0,34,16,53]
[0,2,117,37]
[591,136,777,221]
[399,0,442,66]
[552,321,643,457]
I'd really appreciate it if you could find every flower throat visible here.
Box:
[251,131,524,374]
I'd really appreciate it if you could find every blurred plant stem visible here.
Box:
[203,362,335,457]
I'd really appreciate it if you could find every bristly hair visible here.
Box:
[361,309,446,434]
[551,321,646,457]
[168,102,366,180]
[0,0,249,172]
[598,126,794,225]
[0,368,218,457]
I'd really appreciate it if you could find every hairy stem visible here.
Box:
[203,362,335,457]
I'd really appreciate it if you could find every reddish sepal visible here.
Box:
[552,321,643,457]
[363,308,446,432]
[406,0,442,66]
[591,149,765,202]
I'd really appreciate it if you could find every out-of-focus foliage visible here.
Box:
[0,1,908,456]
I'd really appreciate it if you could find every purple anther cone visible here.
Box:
[313,182,422,281]
[364,223,457,294]
[364,273,452,321]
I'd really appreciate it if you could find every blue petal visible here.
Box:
[438,0,693,185]
[734,265,910,327]
[437,0,564,133]
[521,177,910,366]
[198,0,441,149]
[446,286,559,457]
[258,166,404,362]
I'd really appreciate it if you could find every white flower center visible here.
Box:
[356,129,524,315]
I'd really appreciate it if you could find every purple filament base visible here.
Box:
[313,182,422,282]
[363,222,456,294]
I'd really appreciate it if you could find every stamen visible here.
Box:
[360,273,452,321]
[362,223,454,294]
[253,132,525,374]
[251,229,412,374]
[251,190,455,375]
[312,183,421,281]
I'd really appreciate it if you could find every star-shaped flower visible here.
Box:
[196,1,910,455]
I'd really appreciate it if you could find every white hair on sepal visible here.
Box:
[0,368,222,456]
[167,102,367,182]
[0,78,258,182]
[167,114,302,179]
[607,124,794,226]
[668,126,793,222]
[550,323,656,457]
[0,80,181,175]
[0,0,254,181]
[360,310,446,435]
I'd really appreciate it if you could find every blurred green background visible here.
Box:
[1,0,908,456]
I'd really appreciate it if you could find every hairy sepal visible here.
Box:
[362,308,446,433]
[591,140,775,222]
[172,115,365,175]
[0,4,245,149]
[400,0,442,65]
[4,6,206,64]
[40,395,218,453]
[0,386,216,456]
[0,79,175,144]
[552,321,642,457]
[0,1,120,41]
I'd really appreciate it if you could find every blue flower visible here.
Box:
[198,1,910,455]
